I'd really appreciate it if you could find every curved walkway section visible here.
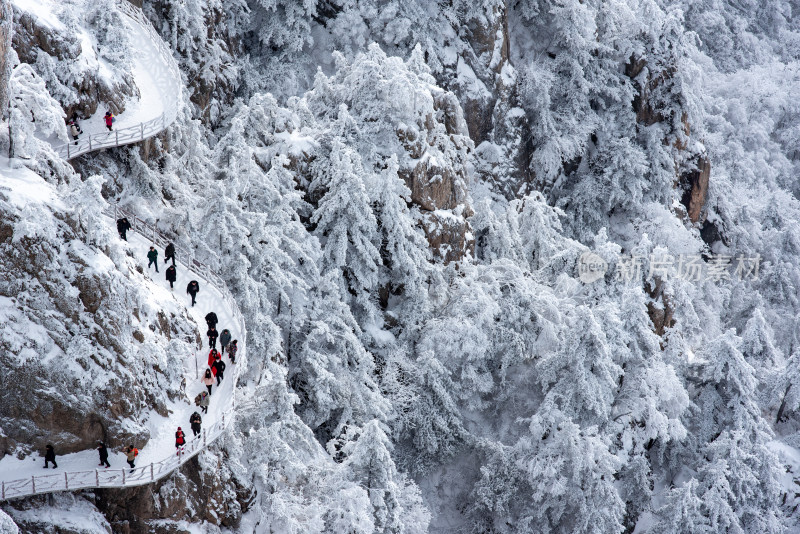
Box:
[0,205,246,501]
[54,1,182,160]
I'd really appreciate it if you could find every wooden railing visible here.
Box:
[53,0,182,160]
[0,203,247,501]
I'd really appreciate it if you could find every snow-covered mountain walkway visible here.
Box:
[0,202,246,501]
[51,0,182,160]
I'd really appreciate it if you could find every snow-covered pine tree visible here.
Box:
[311,136,382,326]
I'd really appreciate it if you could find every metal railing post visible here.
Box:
[31,476,35,494]
[95,469,99,486]
[67,142,71,159]
[141,123,144,140]
[88,136,92,151]
[116,130,119,145]
[150,464,154,481]
[64,472,68,490]
[121,468,125,485]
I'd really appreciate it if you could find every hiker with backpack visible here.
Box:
[166,265,177,290]
[44,444,57,469]
[195,390,210,414]
[97,441,110,468]
[220,328,231,355]
[164,242,176,266]
[116,217,131,241]
[104,111,114,132]
[175,427,186,454]
[126,445,138,471]
[68,120,82,144]
[228,340,238,364]
[205,312,218,330]
[190,412,202,437]
[202,368,214,395]
[147,246,159,273]
[186,280,199,307]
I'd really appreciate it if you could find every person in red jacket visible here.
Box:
[207,348,219,367]
[104,111,114,131]
[175,427,186,455]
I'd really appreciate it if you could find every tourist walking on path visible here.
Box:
[207,326,218,349]
[44,444,57,469]
[104,111,114,131]
[205,312,218,330]
[198,390,209,414]
[166,265,176,289]
[202,368,214,395]
[126,445,138,471]
[207,348,219,367]
[97,441,110,468]
[190,412,202,437]
[228,340,238,364]
[147,246,159,273]
[164,242,176,266]
[212,357,226,386]
[220,329,231,354]
[175,427,186,454]
[117,217,131,241]
[186,280,199,307]
[68,120,82,144]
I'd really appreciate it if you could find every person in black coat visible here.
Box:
[44,444,57,469]
[186,280,199,306]
[116,217,131,241]
[97,441,110,468]
[164,242,176,266]
[189,412,202,436]
[205,312,218,329]
[207,326,218,349]
[212,358,226,385]
[166,265,177,289]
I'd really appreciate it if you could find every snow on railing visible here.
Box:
[53,0,183,161]
[0,415,234,501]
[0,205,247,502]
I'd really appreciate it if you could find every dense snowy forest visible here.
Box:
[1,0,800,531]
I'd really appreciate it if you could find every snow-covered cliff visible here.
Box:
[2,0,800,533]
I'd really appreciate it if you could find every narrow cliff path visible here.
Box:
[44,0,182,160]
[0,193,246,500]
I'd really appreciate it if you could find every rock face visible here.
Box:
[0,181,194,461]
[680,155,711,224]
[0,0,11,120]
[93,453,253,534]
[12,7,135,118]
[627,54,712,225]
[397,90,474,263]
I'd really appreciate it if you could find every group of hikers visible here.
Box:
[196,311,237,409]
[64,110,116,145]
[116,218,200,303]
[40,218,239,473]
